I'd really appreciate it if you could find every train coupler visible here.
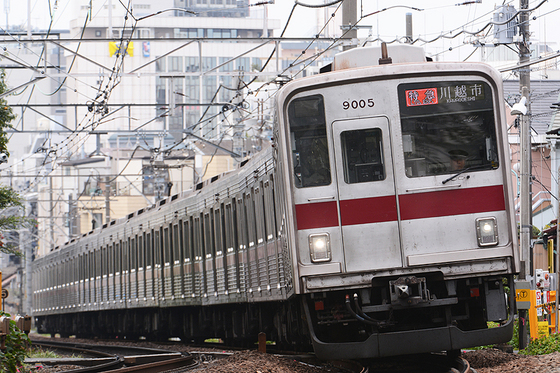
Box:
[389,276,429,306]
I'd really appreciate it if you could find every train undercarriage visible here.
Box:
[303,273,515,359]
[34,299,313,351]
[35,273,514,360]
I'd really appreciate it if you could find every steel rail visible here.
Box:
[29,339,195,373]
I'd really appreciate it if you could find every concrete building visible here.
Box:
[25,0,285,255]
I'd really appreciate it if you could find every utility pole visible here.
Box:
[232,71,245,163]
[105,177,111,224]
[518,0,531,350]
[342,0,357,51]
[24,228,31,316]
[49,173,55,252]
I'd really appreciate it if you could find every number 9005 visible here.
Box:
[343,99,374,110]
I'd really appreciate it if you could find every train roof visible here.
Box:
[331,44,427,70]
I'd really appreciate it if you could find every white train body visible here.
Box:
[33,45,518,359]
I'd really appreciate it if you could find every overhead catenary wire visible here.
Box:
[5,0,560,210]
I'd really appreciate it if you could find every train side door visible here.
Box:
[332,117,402,272]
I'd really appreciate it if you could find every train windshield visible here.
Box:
[398,81,499,178]
[288,94,332,188]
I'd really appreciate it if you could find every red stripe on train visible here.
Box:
[339,195,398,226]
[295,185,505,230]
[295,201,339,230]
[398,184,505,220]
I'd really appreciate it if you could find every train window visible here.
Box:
[102,246,107,276]
[131,237,137,271]
[288,94,331,188]
[204,212,214,258]
[164,226,171,266]
[263,179,276,241]
[245,192,256,248]
[86,253,90,280]
[183,219,192,261]
[174,224,180,264]
[398,81,499,178]
[340,128,385,184]
[139,233,144,270]
[254,186,266,245]
[194,216,202,260]
[214,208,224,255]
[236,197,247,251]
[96,249,101,278]
[91,252,96,279]
[115,242,121,274]
[224,203,235,252]
[146,232,152,268]
[154,229,162,266]
[79,254,83,282]
[123,240,129,272]
[109,244,114,274]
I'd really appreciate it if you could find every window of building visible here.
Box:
[169,56,183,72]
[156,56,166,72]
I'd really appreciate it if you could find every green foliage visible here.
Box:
[508,317,520,350]
[0,69,15,155]
[27,348,60,359]
[520,332,560,355]
[0,312,31,373]
[0,185,30,256]
[0,68,25,256]
[516,223,542,238]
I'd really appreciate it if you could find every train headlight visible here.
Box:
[476,217,498,247]
[309,233,331,262]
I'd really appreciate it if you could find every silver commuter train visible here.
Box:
[33,44,519,359]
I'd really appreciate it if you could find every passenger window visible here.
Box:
[183,219,192,261]
[131,237,137,271]
[146,232,153,268]
[138,234,144,270]
[154,230,161,266]
[340,128,385,184]
[224,203,235,252]
[204,213,213,258]
[123,240,129,272]
[174,224,181,264]
[163,227,171,265]
[288,94,331,188]
[214,208,224,255]
[194,216,202,260]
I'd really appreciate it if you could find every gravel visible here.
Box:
[463,349,560,373]
[25,337,560,372]
[190,350,340,372]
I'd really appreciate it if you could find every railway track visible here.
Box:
[28,338,364,372]
[28,338,477,372]
[28,340,198,372]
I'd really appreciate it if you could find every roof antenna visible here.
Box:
[379,42,393,65]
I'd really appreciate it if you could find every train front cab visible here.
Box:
[278,46,519,360]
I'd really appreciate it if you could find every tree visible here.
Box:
[0,68,26,255]
[0,69,15,156]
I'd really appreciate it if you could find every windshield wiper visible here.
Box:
[442,164,497,185]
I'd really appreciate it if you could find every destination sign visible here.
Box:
[405,83,485,107]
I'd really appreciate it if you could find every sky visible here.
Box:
[3,0,560,63]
